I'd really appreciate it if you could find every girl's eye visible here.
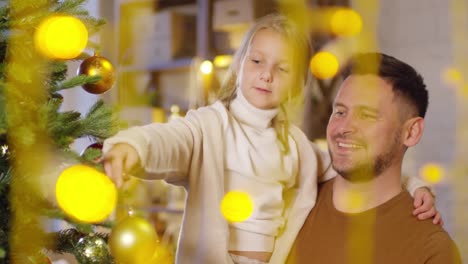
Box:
[251,59,260,64]
[279,67,289,73]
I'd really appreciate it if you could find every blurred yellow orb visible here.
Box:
[331,8,362,36]
[310,51,339,80]
[55,165,117,223]
[200,60,213,74]
[34,15,88,59]
[220,191,254,222]
[442,67,463,86]
[420,163,445,184]
[213,55,233,68]
[109,216,159,264]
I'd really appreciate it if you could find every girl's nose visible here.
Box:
[260,69,273,83]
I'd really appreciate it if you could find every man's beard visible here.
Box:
[330,130,402,183]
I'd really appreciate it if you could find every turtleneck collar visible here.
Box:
[230,88,279,129]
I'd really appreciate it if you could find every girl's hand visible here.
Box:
[102,143,141,188]
[412,187,443,225]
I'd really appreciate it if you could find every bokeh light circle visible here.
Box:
[310,51,340,80]
[200,60,213,74]
[34,16,88,59]
[331,8,363,36]
[55,164,117,222]
[220,191,254,222]
[420,163,445,184]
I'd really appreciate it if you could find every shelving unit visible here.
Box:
[100,0,213,111]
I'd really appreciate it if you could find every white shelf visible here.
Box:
[120,58,194,73]
[118,0,153,5]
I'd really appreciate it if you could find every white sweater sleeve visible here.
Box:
[404,174,432,197]
[103,113,200,185]
[309,142,336,183]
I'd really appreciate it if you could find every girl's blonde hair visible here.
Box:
[218,13,311,153]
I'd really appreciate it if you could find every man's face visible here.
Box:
[326,74,405,182]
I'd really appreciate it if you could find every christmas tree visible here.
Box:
[0,0,120,263]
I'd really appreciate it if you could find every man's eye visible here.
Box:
[334,110,345,116]
[360,112,377,119]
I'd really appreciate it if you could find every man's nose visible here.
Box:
[338,115,358,135]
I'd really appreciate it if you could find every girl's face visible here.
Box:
[238,28,295,110]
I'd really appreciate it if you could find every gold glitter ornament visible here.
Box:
[75,235,111,264]
[78,54,116,94]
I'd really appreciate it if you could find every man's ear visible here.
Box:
[403,117,424,147]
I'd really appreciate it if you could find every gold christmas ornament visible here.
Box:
[75,235,111,264]
[78,55,116,94]
[150,243,174,264]
[109,216,159,264]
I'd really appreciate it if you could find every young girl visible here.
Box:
[103,13,437,264]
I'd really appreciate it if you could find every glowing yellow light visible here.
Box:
[1,145,7,156]
[200,60,213,74]
[34,16,88,59]
[213,55,233,68]
[442,67,463,86]
[310,51,340,80]
[330,8,363,36]
[420,163,445,184]
[55,165,117,223]
[220,191,254,222]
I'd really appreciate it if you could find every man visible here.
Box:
[288,52,461,263]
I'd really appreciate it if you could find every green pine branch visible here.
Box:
[55,74,101,92]
[45,228,113,263]
[80,100,121,140]
[53,0,87,12]
[0,84,5,136]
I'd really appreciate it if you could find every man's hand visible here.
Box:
[413,187,443,225]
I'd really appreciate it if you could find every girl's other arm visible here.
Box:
[404,175,442,224]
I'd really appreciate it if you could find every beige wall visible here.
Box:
[376,0,467,260]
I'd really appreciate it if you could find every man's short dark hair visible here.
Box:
[342,52,428,118]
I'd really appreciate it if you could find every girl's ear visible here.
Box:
[403,117,424,147]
